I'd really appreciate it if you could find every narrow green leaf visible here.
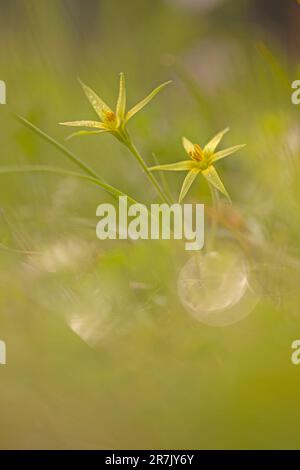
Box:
[256,42,290,88]
[126,80,172,122]
[179,168,200,202]
[0,165,138,205]
[16,114,103,180]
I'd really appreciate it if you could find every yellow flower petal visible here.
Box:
[179,168,200,202]
[59,120,106,129]
[150,160,196,172]
[126,80,172,122]
[212,144,246,162]
[182,136,194,156]
[79,79,112,121]
[116,72,126,122]
[204,127,229,155]
[202,165,231,201]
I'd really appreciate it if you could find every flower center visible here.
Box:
[104,111,116,123]
[190,144,203,162]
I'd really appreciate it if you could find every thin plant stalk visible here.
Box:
[16,115,168,205]
[0,165,138,205]
[15,115,138,204]
[207,182,220,252]
[152,152,174,205]
[125,140,170,204]
[15,115,103,181]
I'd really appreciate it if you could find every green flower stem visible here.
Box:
[152,152,174,204]
[16,116,169,205]
[0,165,138,205]
[15,114,102,181]
[14,115,139,204]
[207,182,220,252]
[125,140,170,204]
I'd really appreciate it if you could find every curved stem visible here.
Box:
[0,165,138,205]
[15,114,102,181]
[125,140,170,204]
[16,115,169,205]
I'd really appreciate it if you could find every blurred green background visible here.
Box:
[0,0,300,449]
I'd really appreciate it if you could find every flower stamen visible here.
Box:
[104,110,116,123]
[190,144,203,162]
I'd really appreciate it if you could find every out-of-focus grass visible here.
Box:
[0,0,300,449]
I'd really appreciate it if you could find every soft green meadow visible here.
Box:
[0,0,300,449]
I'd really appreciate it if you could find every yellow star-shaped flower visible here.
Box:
[60,73,171,143]
[150,128,246,202]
